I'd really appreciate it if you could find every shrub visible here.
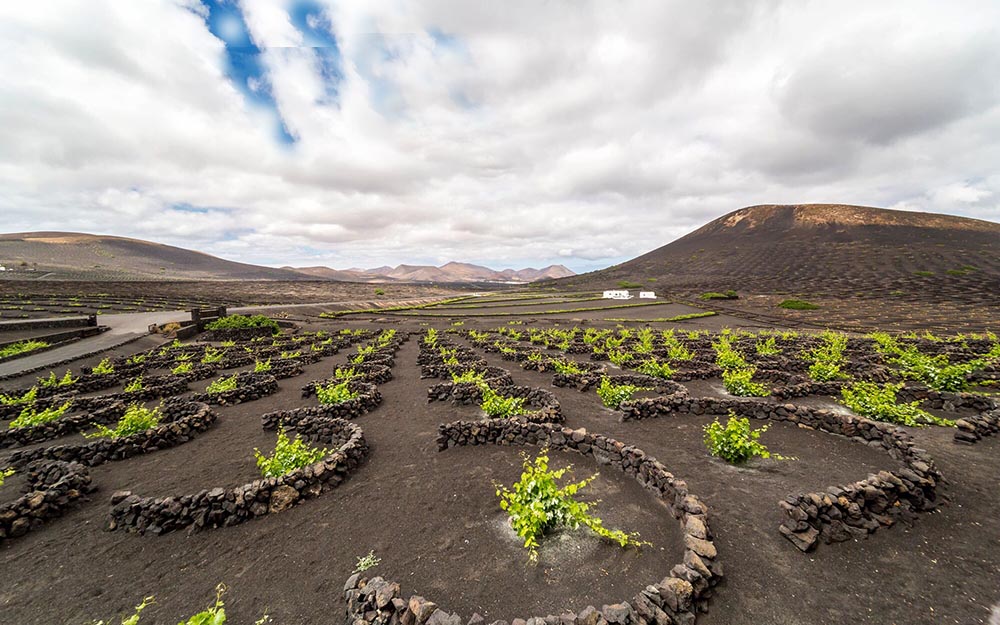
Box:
[254,359,272,372]
[607,350,634,366]
[803,331,850,382]
[913,270,934,277]
[201,348,224,364]
[480,385,526,418]
[0,467,14,487]
[451,370,486,384]
[354,550,381,573]
[86,583,270,625]
[704,412,789,464]
[617,280,643,289]
[279,350,302,360]
[596,377,650,409]
[39,370,76,388]
[891,347,981,392]
[254,426,329,477]
[85,403,162,439]
[550,360,584,375]
[699,290,738,300]
[495,448,647,563]
[126,353,147,365]
[755,336,780,356]
[316,380,359,404]
[0,386,38,406]
[334,366,360,380]
[9,401,74,429]
[206,375,237,394]
[722,367,769,397]
[174,352,192,362]
[424,328,439,347]
[172,361,193,375]
[205,314,279,335]
[374,288,386,296]
[92,358,114,375]
[840,381,953,427]
[0,339,48,359]
[124,376,144,393]
[778,299,820,310]
[636,358,674,379]
[713,339,748,370]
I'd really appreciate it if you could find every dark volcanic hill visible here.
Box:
[556,204,1000,301]
[0,232,308,281]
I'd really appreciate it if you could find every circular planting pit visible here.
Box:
[107,416,367,535]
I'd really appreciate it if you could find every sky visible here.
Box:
[1,1,998,273]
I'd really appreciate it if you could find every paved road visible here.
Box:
[0,310,189,378]
[0,296,449,377]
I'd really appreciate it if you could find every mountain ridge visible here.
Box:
[0,231,575,283]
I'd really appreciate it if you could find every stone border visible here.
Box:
[0,401,127,449]
[4,400,217,469]
[0,460,94,542]
[301,364,395,398]
[1,375,189,421]
[343,419,720,625]
[106,416,368,535]
[200,326,276,342]
[267,381,383,423]
[0,333,150,382]
[553,372,685,395]
[897,385,1000,444]
[620,392,942,552]
[427,383,562,424]
[189,372,279,406]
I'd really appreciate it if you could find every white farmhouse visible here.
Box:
[602,290,632,300]
[639,291,656,299]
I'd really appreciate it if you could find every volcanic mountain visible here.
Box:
[0,231,576,283]
[0,232,309,281]
[555,204,1000,300]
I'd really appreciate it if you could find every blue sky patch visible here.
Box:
[289,0,343,103]
[199,0,296,144]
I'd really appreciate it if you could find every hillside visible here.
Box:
[0,231,576,283]
[555,204,1000,304]
[0,232,308,281]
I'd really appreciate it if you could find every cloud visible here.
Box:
[0,0,998,273]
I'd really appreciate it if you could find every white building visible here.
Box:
[602,290,632,300]
[639,291,656,299]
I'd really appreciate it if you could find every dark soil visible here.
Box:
[458,336,1000,625]
[0,335,683,624]
[1,321,999,625]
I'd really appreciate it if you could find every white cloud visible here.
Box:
[0,0,998,274]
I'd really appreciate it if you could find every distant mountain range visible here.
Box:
[0,231,574,283]
[285,262,575,283]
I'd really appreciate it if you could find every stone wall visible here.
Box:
[188,372,279,406]
[619,393,942,552]
[0,460,94,542]
[0,401,126,449]
[106,417,367,535]
[6,400,217,469]
[264,382,383,424]
[346,418,722,625]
